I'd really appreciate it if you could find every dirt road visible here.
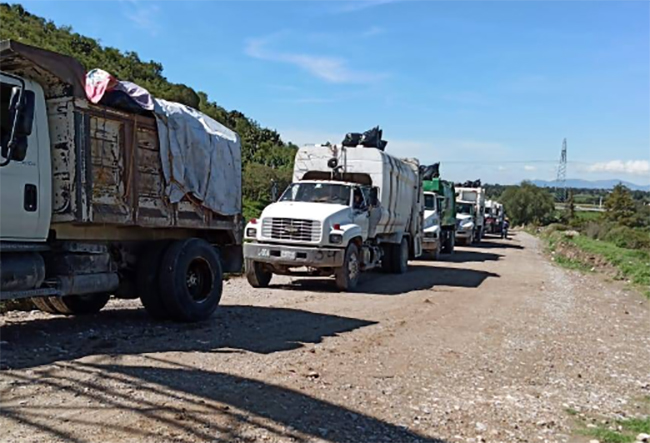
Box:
[1,232,649,443]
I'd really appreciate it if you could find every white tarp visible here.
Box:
[153,99,241,216]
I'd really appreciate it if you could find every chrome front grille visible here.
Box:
[261,218,322,243]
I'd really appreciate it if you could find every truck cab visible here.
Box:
[422,191,442,256]
[0,72,50,243]
[455,186,485,245]
[455,201,476,246]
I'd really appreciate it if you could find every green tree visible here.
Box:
[500,181,555,225]
[0,2,299,215]
[604,184,637,227]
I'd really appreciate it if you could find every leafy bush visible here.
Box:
[603,226,650,251]
[583,220,616,240]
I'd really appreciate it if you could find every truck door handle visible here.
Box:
[24,184,37,212]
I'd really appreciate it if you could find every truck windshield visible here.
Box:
[280,183,351,205]
[457,202,474,215]
[424,194,436,211]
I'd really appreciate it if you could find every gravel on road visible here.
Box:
[1,232,648,443]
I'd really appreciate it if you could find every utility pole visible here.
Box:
[556,138,567,202]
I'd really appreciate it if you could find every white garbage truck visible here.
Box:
[455,186,486,245]
[243,144,424,291]
[0,41,243,322]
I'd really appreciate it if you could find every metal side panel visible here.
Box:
[48,97,76,222]
[135,124,173,227]
[88,112,132,224]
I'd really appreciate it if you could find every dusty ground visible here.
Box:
[1,232,648,443]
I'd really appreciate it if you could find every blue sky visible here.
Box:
[18,0,650,184]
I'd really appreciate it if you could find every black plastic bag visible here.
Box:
[360,126,382,147]
[342,132,362,147]
[420,163,440,180]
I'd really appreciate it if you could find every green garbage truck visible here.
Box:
[422,178,456,258]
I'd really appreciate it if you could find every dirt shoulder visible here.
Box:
[1,232,648,443]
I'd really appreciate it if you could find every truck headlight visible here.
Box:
[246,227,257,238]
[329,233,343,244]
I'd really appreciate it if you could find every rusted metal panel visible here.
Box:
[88,114,131,223]
[47,97,239,240]
[135,125,173,227]
[47,98,76,222]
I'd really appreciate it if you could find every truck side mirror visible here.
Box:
[2,87,35,163]
[9,87,36,137]
[369,187,379,206]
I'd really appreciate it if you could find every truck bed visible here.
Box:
[48,97,241,235]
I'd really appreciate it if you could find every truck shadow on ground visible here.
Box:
[476,233,525,250]
[272,265,499,295]
[0,306,376,370]
[434,250,503,263]
[0,360,449,443]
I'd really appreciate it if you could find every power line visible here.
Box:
[555,138,568,202]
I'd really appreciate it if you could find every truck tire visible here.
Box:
[50,294,111,315]
[159,238,223,322]
[137,241,173,320]
[432,241,441,260]
[33,293,110,315]
[381,244,393,273]
[245,259,272,288]
[474,227,483,243]
[442,231,455,254]
[390,238,409,274]
[31,296,63,314]
[335,244,360,291]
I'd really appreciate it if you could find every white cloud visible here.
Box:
[524,165,537,171]
[498,166,508,171]
[362,26,385,37]
[335,0,402,13]
[122,1,160,35]
[245,35,386,84]
[585,160,650,177]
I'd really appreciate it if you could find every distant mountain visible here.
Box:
[531,179,650,192]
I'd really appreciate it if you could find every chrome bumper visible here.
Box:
[244,243,345,267]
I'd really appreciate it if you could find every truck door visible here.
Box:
[353,187,370,239]
[0,76,45,242]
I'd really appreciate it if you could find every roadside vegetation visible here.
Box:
[0,3,296,219]
[528,184,650,297]
[568,397,650,443]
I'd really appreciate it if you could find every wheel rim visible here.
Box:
[348,251,360,281]
[185,258,214,302]
[401,241,408,268]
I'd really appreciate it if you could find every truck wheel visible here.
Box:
[159,239,223,322]
[335,244,360,291]
[31,296,63,314]
[381,244,393,273]
[390,238,409,274]
[48,293,111,315]
[245,259,272,288]
[137,241,173,320]
[431,241,441,260]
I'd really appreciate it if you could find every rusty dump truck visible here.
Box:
[0,41,242,321]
